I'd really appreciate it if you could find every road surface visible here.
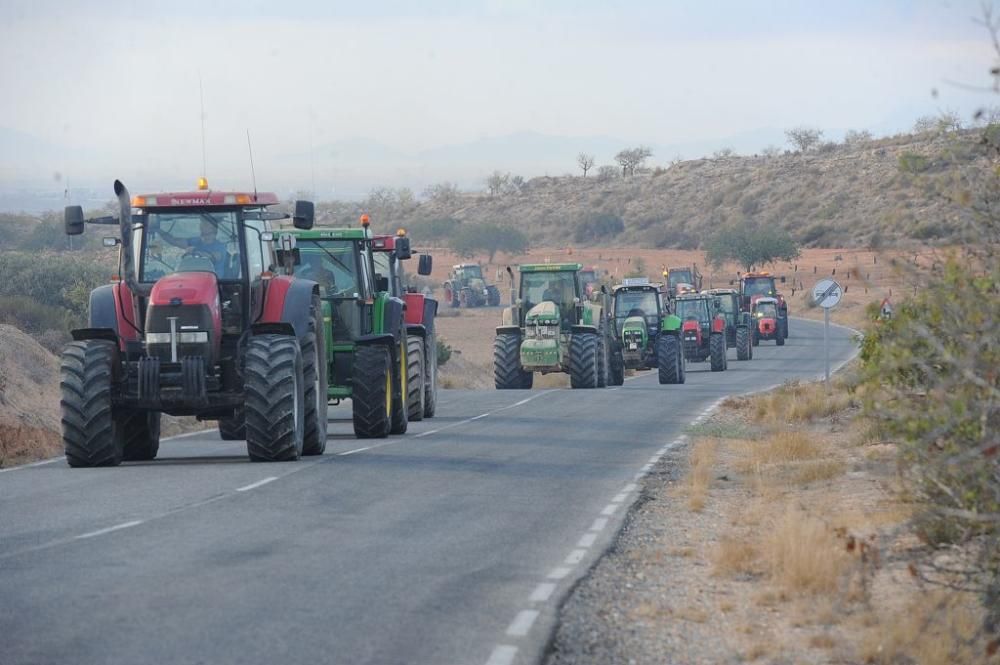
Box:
[0,318,856,665]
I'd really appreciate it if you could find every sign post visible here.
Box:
[812,278,843,392]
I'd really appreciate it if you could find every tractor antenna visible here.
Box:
[199,73,208,181]
[246,129,258,201]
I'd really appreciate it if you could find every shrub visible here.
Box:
[436,338,452,366]
[573,212,625,243]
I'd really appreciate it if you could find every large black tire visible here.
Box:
[390,334,409,435]
[736,326,752,361]
[609,346,625,386]
[122,411,161,461]
[569,333,599,389]
[244,335,305,462]
[406,336,425,422]
[783,315,790,338]
[777,318,787,345]
[61,340,124,467]
[596,335,609,388]
[486,286,501,307]
[352,345,391,438]
[218,408,245,440]
[656,334,682,385]
[494,334,531,389]
[710,332,727,371]
[301,298,328,456]
[423,336,438,418]
[752,329,760,346]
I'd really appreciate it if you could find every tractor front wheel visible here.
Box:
[244,335,305,462]
[423,335,438,417]
[656,334,683,385]
[710,333,727,371]
[736,326,752,361]
[406,336,425,422]
[609,345,625,386]
[301,298,328,456]
[61,339,124,467]
[596,336,609,388]
[390,334,409,435]
[218,408,246,440]
[352,345,391,438]
[122,411,161,461]
[494,334,531,389]
[776,319,787,346]
[569,333,599,389]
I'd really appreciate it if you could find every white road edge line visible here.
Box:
[589,517,608,532]
[612,492,628,503]
[485,644,518,665]
[506,609,540,637]
[530,582,557,602]
[577,533,597,548]
[235,477,278,492]
[75,519,144,540]
[564,549,587,565]
[547,566,572,580]
[600,503,618,516]
[623,483,637,493]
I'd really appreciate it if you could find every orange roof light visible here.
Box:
[360,214,370,227]
[396,228,406,237]
[197,177,209,191]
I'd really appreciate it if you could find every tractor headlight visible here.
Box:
[146,331,209,344]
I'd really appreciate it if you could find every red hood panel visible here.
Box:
[150,272,219,306]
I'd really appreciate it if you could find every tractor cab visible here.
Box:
[453,264,484,281]
[613,279,664,335]
[519,264,582,330]
[674,292,729,369]
[751,296,783,345]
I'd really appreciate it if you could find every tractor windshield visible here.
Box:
[521,271,578,327]
[456,265,483,280]
[744,278,776,297]
[755,301,778,318]
[141,212,241,281]
[674,298,709,325]
[296,240,361,298]
[615,290,660,328]
[668,270,693,287]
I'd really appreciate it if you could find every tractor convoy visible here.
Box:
[57,178,793,467]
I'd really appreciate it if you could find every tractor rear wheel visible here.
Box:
[423,336,438,417]
[710,333,727,371]
[406,336,425,422]
[218,409,245,440]
[352,345,391,438]
[390,335,409,435]
[61,340,124,467]
[596,336,609,388]
[736,326,751,361]
[609,346,625,386]
[122,411,161,461]
[752,329,760,346]
[777,318,787,345]
[301,298,328,456]
[494,334,531,389]
[569,333,599,389]
[487,286,501,307]
[244,335,305,462]
[656,334,682,385]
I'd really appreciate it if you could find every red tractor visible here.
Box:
[736,271,789,340]
[751,297,784,346]
[673,293,728,372]
[373,232,439,420]
[60,179,328,466]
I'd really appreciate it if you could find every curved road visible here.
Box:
[0,318,856,665]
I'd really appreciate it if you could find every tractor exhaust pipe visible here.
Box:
[113,180,147,296]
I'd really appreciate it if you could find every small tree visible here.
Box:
[784,126,824,152]
[614,146,653,176]
[485,171,509,197]
[596,165,619,181]
[703,223,800,272]
[423,181,460,205]
[577,153,595,177]
[712,147,734,159]
[843,129,874,146]
[450,222,528,263]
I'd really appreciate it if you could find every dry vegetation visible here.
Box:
[638,375,998,664]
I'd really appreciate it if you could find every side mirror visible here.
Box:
[780,276,786,283]
[375,275,389,292]
[293,200,314,230]
[102,237,120,247]
[417,254,432,275]
[395,237,412,260]
[261,231,274,242]
[65,206,85,235]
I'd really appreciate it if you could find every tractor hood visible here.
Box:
[525,301,561,325]
[622,315,647,334]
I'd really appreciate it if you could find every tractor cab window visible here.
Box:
[521,271,578,328]
[668,270,692,288]
[296,240,360,298]
[715,295,735,316]
[141,211,241,281]
[744,279,775,297]
[755,301,778,318]
[373,252,392,293]
[674,298,709,325]
[456,265,483,280]
[243,219,267,279]
[614,290,660,330]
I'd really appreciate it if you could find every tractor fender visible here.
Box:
[260,276,320,341]
[380,296,406,342]
[74,282,141,351]
[496,325,521,336]
[422,298,438,334]
[406,323,427,339]
[251,322,296,337]
[571,324,598,335]
[356,333,396,348]
[71,328,118,344]
[711,317,726,334]
[88,284,120,334]
[660,314,682,333]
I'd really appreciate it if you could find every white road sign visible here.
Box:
[812,278,843,309]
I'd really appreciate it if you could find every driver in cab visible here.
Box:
[158,219,227,274]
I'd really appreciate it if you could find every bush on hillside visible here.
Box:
[574,213,624,243]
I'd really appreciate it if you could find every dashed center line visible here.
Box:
[506,609,540,637]
[235,477,278,492]
[530,582,556,602]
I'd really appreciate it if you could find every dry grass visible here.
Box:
[686,437,717,512]
[793,459,847,485]
[713,536,758,576]
[752,380,855,424]
[859,590,991,665]
[761,504,849,595]
[737,430,821,474]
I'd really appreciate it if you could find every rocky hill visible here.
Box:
[0,324,62,466]
[334,130,985,250]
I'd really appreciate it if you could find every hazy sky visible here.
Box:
[0,0,995,194]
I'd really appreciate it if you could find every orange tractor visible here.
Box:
[736,271,789,341]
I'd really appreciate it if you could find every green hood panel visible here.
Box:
[520,338,561,368]
[661,314,682,332]
[525,301,561,325]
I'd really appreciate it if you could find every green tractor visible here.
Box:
[494,263,620,389]
[277,221,411,438]
[705,288,753,361]
[443,263,501,307]
[612,278,686,385]
[673,292,729,372]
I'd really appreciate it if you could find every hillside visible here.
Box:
[338,130,984,250]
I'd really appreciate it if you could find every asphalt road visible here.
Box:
[0,317,857,665]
